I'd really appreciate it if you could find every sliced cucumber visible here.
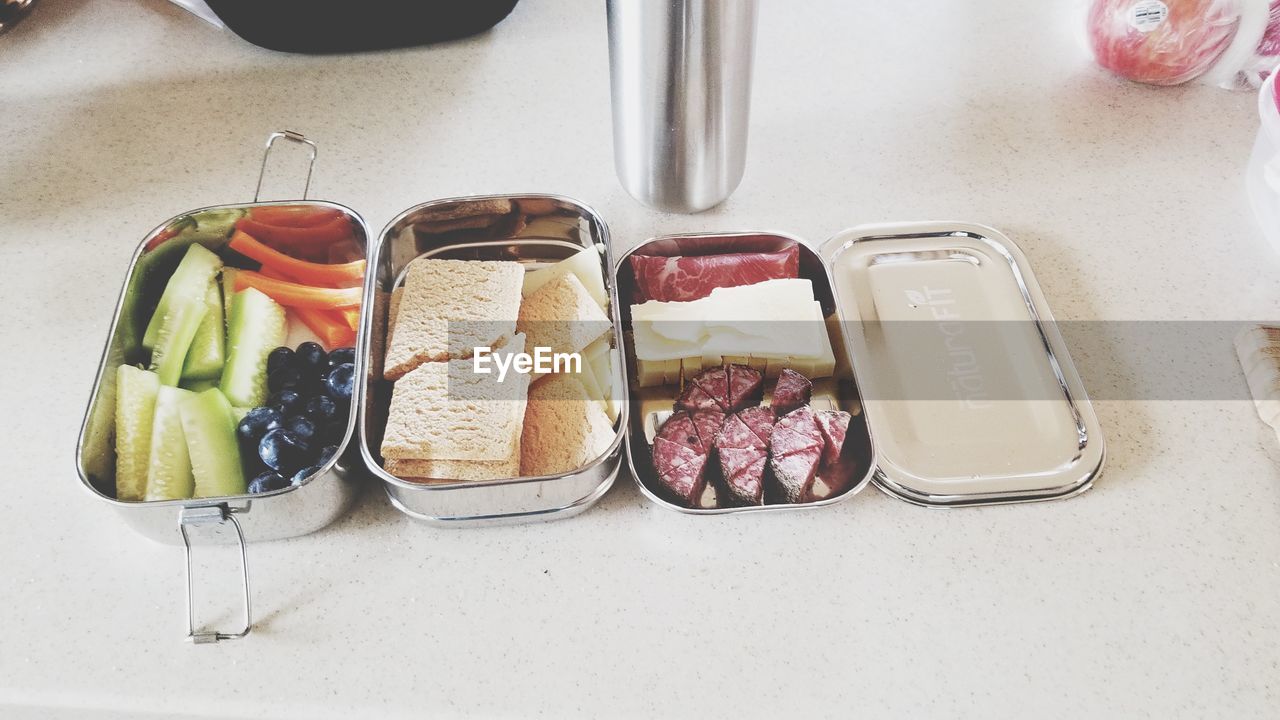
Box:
[114,365,161,501]
[221,268,237,321]
[180,280,226,381]
[219,287,286,408]
[148,295,208,387]
[181,377,218,392]
[192,208,245,235]
[146,386,195,501]
[180,388,246,498]
[142,244,222,351]
[230,406,252,423]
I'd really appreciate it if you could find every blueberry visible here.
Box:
[327,347,356,369]
[295,342,327,373]
[318,444,340,464]
[282,414,318,444]
[266,346,295,376]
[258,428,311,475]
[304,394,338,424]
[268,366,305,393]
[267,389,304,416]
[322,421,348,444]
[235,406,282,447]
[247,471,291,494]
[289,464,323,486]
[241,453,270,480]
[325,362,355,403]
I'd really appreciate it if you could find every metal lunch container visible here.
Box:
[617,222,1106,513]
[357,194,630,527]
[75,132,369,642]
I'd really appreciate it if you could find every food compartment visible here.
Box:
[616,232,875,514]
[358,195,629,525]
[77,200,369,541]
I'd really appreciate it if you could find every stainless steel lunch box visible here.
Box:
[75,132,369,642]
[617,222,1106,513]
[357,194,630,527]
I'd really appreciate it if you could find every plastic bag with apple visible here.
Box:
[1086,0,1280,88]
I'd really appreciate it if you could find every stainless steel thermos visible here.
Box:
[607,0,759,213]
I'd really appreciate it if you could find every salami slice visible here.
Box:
[769,445,821,504]
[718,447,767,506]
[815,409,851,467]
[767,406,824,503]
[656,411,702,451]
[690,411,726,454]
[769,406,822,456]
[652,436,708,506]
[771,368,813,417]
[674,382,721,414]
[737,406,775,447]
[727,364,764,411]
[690,366,731,412]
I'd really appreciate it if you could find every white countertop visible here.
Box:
[4,0,1280,717]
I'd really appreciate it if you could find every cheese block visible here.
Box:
[631,279,828,362]
[636,357,682,388]
[582,337,618,423]
[522,246,609,311]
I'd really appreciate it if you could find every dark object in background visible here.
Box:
[205,0,520,54]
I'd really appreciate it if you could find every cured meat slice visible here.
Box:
[769,446,821,503]
[690,411,726,454]
[656,411,702,452]
[690,366,731,411]
[767,406,824,503]
[738,406,775,447]
[652,436,708,507]
[815,409,851,467]
[680,365,761,414]
[714,407,775,506]
[770,368,813,417]
[727,364,764,410]
[769,406,822,456]
[715,407,774,451]
[674,382,721,414]
[717,447,767,506]
[628,243,801,303]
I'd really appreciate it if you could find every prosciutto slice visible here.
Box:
[629,243,800,303]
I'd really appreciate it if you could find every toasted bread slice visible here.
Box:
[381,334,530,461]
[414,198,513,224]
[520,374,615,477]
[384,259,523,380]
[387,286,404,341]
[516,272,611,366]
[385,437,520,482]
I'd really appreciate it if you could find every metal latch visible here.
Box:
[254,130,318,203]
[179,505,252,644]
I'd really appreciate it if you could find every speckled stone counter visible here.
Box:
[2,1,1278,718]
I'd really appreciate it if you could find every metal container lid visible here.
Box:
[820,222,1104,507]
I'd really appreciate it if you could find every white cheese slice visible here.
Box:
[522,246,609,311]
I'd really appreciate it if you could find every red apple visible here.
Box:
[1088,0,1241,85]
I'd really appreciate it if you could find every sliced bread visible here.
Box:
[520,374,615,477]
[384,258,523,380]
[381,334,530,461]
[387,286,404,347]
[516,271,611,364]
[385,437,520,482]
